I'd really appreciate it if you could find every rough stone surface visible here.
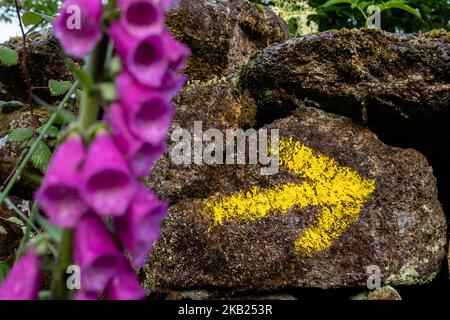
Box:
[240,28,450,212]
[0,197,29,266]
[0,108,52,199]
[145,75,257,204]
[167,0,290,81]
[145,107,447,292]
[164,289,297,300]
[0,30,74,103]
[173,76,257,131]
[352,286,402,300]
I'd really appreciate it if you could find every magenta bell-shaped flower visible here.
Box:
[0,251,41,300]
[162,30,190,71]
[117,68,185,102]
[75,291,99,300]
[110,22,168,87]
[74,215,122,292]
[159,71,188,99]
[53,0,103,58]
[115,186,167,268]
[128,94,174,146]
[106,103,164,176]
[118,0,164,37]
[82,131,136,216]
[106,259,147,300]
[116,73,175,146]
[35,134,88,228]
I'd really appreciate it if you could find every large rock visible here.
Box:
[0,31,73,103]
[240,28,450,212]
[167,0,290,80]
[145,75,257,203]
[0,197,29,266]
[0,108,52,199]
[352,286,402,300]
[145,107,447,292]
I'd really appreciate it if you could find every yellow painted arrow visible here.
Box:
[202,137,376,256]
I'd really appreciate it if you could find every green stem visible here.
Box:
[15,203,38,264]
[51,229,73,300]
[79,37,109,131]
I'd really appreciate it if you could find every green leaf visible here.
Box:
[379,1,422,20]
[8,127,33,142]
[37,125,59,138]
[55,109,76,125]
[35,214,61,242]
[0,100,24,107]
[0,261,9,282]
[22,11,43,27]
[66,61,94,91]
[0,225,6,235]
[37,13,55,23]
[320,0,354,8]
[0,46,19,67]
[48,80,73,97]
[357,1,373,11]
[5,217,25,228]
[30,140,52,173]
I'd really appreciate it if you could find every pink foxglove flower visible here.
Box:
[110,22,168,87]
[106,103,164,176]
[115,73,175,146]
[74,215,122,292]
[115,186,167,267]
[118,0,164,37]
[35,134,88,227]
[53,0,103,58]
[159,71,188,99]
[82,132,136,216]
[75,291,99,300]
[117,67,185,102]
[106,260,147,300]
[127,93,174,146]
[162,30,190,71]
[0,251,41,300]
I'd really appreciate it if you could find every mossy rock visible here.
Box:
[166,0,290,81]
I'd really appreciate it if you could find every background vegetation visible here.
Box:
[0,0,60,23]
[251,0,449,35]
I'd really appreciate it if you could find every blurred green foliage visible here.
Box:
[252,0,450,33]
[0,0,60,23]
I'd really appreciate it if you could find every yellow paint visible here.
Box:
[202,137,376,255]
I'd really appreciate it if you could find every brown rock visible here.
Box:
[167,0,290,81]
[165,289,296,300]
[0,197,29,266]
[240,28,450,213]
[145,75,257,203]
[145,107,447,292]
[0,108,52,199]
[0,30,73,103]
[352,285,402,300]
